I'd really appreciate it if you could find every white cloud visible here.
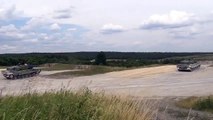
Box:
[169,26,200,39]
[0,45,16,50]
[67,28,77,31]
[0,24,26,39]
[20,7,74,31]
[141,11,194,29]
[0,5,17,20]
[0,24,49,44]
[0,24,18,32]
[23,38,38,43]
[101,24,125,34]
[50,23,61,30]
[53,7,73,19]
[21,17,52,31]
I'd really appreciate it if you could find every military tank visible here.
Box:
[177,60,201,72]
[1,64,41,80]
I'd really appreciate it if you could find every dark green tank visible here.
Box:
[1,65,41,80]
[177,60,201,71]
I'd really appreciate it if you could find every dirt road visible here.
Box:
[0,65,213,97]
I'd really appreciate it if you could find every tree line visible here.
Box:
[0,52,211,67]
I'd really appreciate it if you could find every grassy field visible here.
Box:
[53,66,124,76]
[176,96,213,113]
[0,89,155,120]
[43,63,126,78]
[0,66,6,69]
[193,54,213,61]
[41,63,76,71]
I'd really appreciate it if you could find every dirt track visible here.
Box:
[0,65,213,97]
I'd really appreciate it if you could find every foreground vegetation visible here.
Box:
[177,96,213,113]
[0,90,155,120]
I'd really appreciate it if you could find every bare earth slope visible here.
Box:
[0,65,213,97]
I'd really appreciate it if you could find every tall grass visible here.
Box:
[177,96,213,113]
[0,89,156,120]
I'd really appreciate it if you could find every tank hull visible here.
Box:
[177,62,201,72]
[1,65,41,80]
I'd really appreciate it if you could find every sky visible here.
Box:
[0,0,213,53]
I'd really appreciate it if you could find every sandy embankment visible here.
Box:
[107,65,175,79]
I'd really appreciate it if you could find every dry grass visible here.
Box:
[41,63,76,71]
[0,89,157,120]
[176,97,200,108]
[0,66,6,69]
[45,64,126,78]
[176,96,213,113]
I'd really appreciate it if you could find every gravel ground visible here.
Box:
[0,64,213,97]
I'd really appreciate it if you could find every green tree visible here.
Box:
[95,52,106,65]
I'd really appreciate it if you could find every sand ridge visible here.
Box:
[107,65,175,79]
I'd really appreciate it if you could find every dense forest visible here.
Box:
[0,52,212,67]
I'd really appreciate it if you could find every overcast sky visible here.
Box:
[0,0,213,53]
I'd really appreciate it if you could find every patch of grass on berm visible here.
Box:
[47,65,126,78]
[0,89,155,120]
[177,96,213,113]
[0,66,6,69]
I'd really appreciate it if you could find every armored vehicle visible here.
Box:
[1,65,41,80]
[177,60,201,71]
